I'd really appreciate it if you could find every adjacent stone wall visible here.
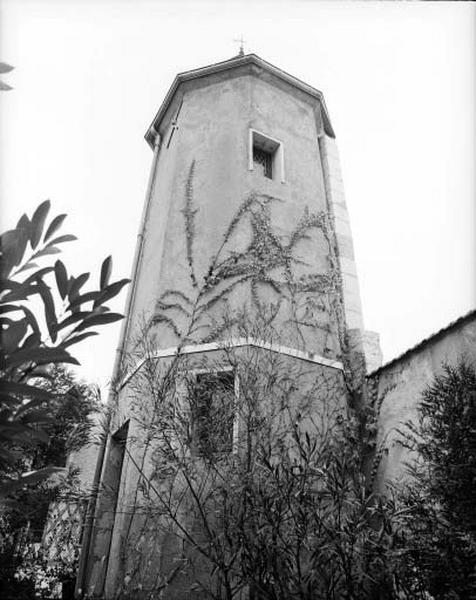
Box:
[362,330,383,374]
[370,311,476,491]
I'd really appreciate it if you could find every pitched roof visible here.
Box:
[368,309,476,377]
[145,53,335,148]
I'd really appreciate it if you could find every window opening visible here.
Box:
[249,129,285,183]
[191,371,235,457]
[253,146,273,179]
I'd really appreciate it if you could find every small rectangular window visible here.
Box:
[190,371,235,457]
[253,146,273,179]
[249,129,285,183]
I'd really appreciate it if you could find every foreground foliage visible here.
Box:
[0,367,100,599]
[0,200,129,494]
[103,310,407,600]
[396,361,476,598]
[0,201,128,597]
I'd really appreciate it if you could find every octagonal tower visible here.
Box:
[78,54,375,599]
[123,54,364,360]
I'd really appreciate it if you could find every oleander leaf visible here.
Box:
[74,312,123,332]
[54,260,68,299]
[100,256,112,290]
[43,213,67,243]
[30,200,50,249]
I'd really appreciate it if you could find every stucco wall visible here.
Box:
[124,70,348,362]
[370,312,476,491]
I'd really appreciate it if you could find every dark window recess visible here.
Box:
[253,146,273,179]
[191,371,234,457]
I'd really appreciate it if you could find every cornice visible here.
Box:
[119,337,344,390]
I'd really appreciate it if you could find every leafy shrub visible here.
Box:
[0,200,129,494]
[396,361,476,599]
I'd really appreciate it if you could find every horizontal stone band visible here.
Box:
[119,337,344,389]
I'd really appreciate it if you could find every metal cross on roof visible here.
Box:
[233,35,246,57]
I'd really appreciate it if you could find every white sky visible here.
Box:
[1,0,475,392]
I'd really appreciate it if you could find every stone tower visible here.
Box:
[77,54,377,599]
[121,52,367,360]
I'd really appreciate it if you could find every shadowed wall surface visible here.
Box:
[369,310,476,490]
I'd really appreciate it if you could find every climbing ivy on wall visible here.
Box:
[151,161,343,356]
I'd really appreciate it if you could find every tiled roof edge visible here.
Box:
[367,309,476,377]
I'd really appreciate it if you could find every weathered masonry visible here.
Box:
[369,309,476,489]
[76,53,381,599]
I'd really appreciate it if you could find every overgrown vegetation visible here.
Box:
[0,200,128,494]
[113,327,401,599]
[395,361,476,598]
[94,162,402,599]
[152,162,342,360]
[0,200,129,597]
[0,368,102,600]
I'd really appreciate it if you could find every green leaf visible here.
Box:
[61,331,99,349]
[54,260,68,299]
[43,213,66,242]
[1,280,25,293]
[13,261,39,275]
[35,279,57,342]
[23,266,54,285]
[3,346,79,369]
[0,229,23,278]
[2,319,28,354]
[68,272,90,301]
[18,304,41,340]
[0,381,54,403]
[14,213,31,266]
[0,305,40,348]
[45,234,77,247]
[93,278,130,308]
[0,304,22,315]
[56,311,91,331]
[30,200,51,249]
[0,283,40,304]
[31,246,61,259]
[0,62,13,74]
[67,290,101,312]
[74,312,124,332]
[21,331,41,349]
[100,256,112,290]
